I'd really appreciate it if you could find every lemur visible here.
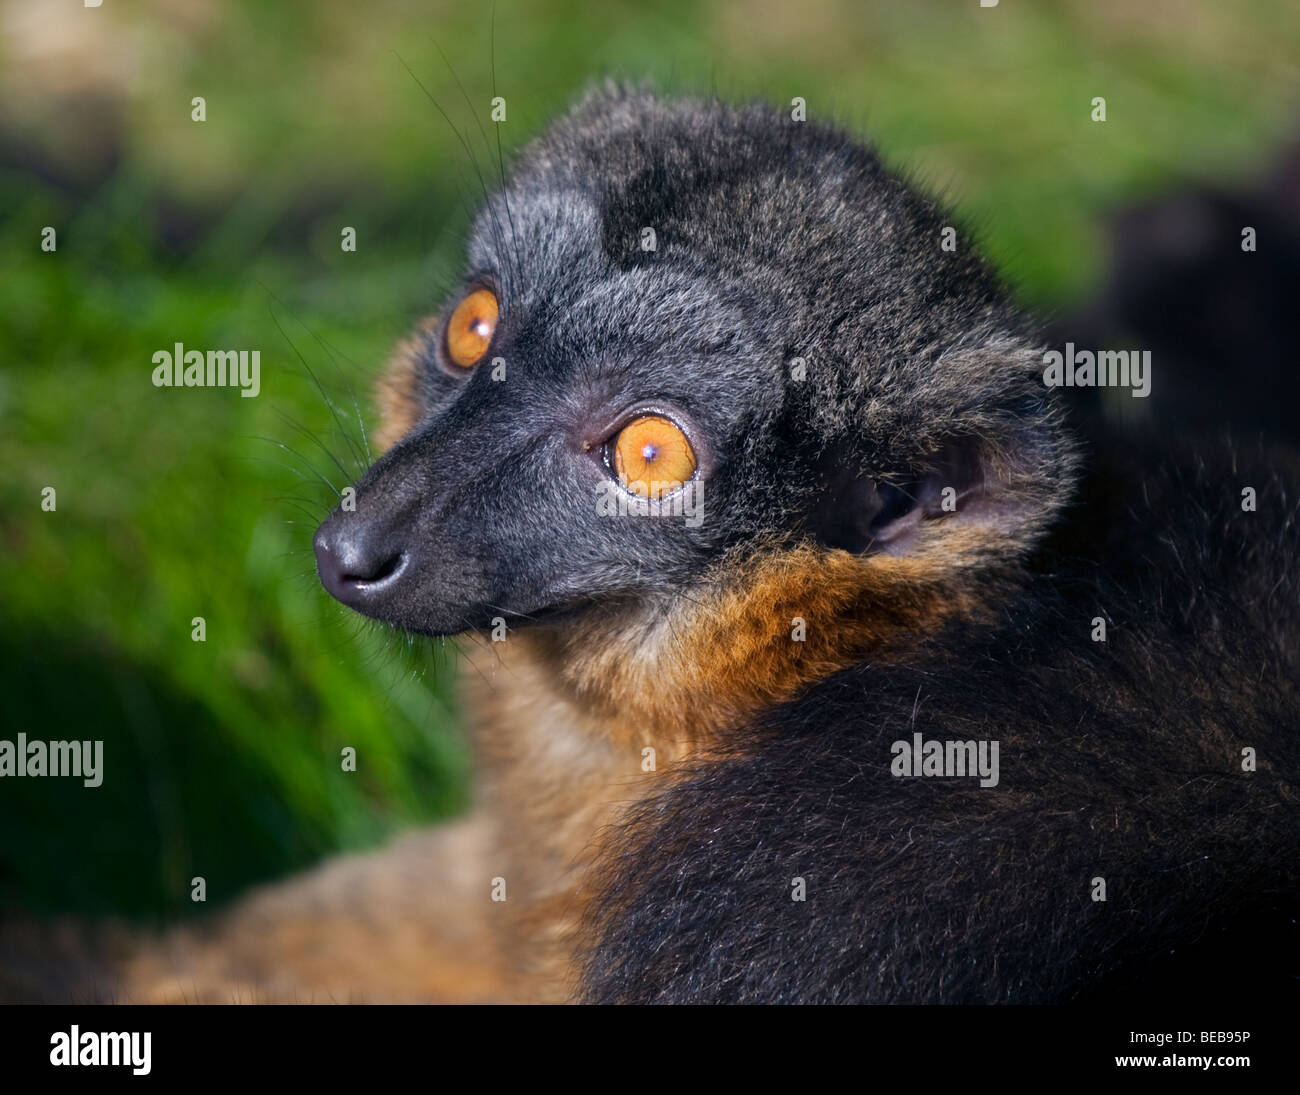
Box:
[32,84,1300,1005]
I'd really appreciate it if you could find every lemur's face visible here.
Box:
[316,256,768,635]
[316,87,1074,641]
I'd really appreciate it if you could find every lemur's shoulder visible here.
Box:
[579,435,1300,1004]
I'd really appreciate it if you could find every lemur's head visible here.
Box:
[315,84,1076,730]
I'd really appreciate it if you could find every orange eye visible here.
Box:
[445,288,499,368]
[613,415,697,499]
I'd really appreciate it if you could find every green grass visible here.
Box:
[2,0,1296,921]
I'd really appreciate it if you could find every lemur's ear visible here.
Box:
[810,427,1063,557]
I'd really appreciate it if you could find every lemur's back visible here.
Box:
[582,433,1300,1003]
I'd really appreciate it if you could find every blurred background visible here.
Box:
[2,0,1297,925]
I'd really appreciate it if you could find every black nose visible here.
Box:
[314,515,408,609]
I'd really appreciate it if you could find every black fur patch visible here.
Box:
[581,433,1300,1003]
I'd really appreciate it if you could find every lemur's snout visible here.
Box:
[313,514,408,610]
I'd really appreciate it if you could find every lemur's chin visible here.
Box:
[323,595,494,641]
